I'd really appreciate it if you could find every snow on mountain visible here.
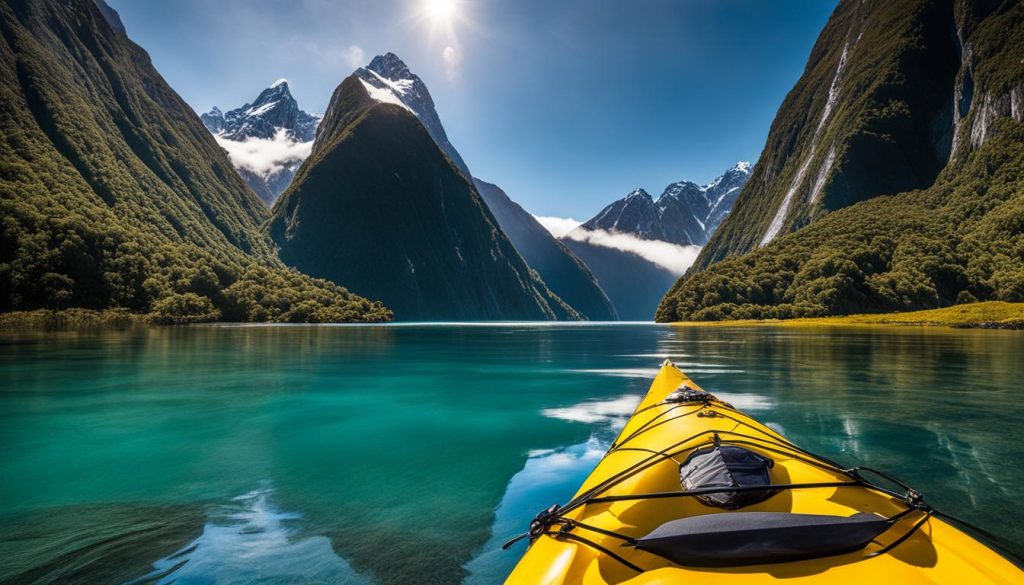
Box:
[353,52,471,179]
[572,162,752,247]
[201,80,321,204]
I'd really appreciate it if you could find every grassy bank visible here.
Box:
[673,301,1024,330]
[0,309,149,331]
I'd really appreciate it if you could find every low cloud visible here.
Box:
[214,129,313,178]
[564,228,701,276]
[342,44,365,68]
[533,215,582,238]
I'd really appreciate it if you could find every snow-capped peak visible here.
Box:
[578,162,752,247]
[357,78,413,113]
[367,52,413,81]
[200,80,322,204]
[355,54,424,111]
[351,52,471,179]
[627,188,651,200]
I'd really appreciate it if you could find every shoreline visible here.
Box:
[671,301,1024,330]
[3,302,1023,332]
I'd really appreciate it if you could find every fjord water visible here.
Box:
[1,324,1022,584]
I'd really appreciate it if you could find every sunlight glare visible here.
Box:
[426,0,458,25]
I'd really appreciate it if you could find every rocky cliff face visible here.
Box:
[693,0,1000,269]
[657,0,1024,322]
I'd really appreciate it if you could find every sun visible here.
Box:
[425,0,459,25]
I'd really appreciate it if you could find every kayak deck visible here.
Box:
[506,362,1022,584]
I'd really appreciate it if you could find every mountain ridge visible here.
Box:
[690,0,1005,271]
[574,162,751,246]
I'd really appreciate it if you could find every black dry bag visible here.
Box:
[679,442,776,509]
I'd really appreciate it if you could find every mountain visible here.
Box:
[349,52,470,179]
[560,240,676,321]
[578,162,751,246]
[555,163,749,319]
[657,0,1024,322]
[201,81,320,204]
[690,0,1011,269]
[335,52,620,320]
[581,188,662,239]
[472,179,617,320]
[269,63,578,321]
[92,0,125,35]
[0,0,390,323]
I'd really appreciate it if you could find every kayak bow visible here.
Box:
[505,361,1022,584]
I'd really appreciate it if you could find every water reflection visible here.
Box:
[1,325,1022,584]
[462,438,607,584]
[540,395,641,424]
[129,487,371,585]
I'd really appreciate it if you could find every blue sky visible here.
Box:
[110,0,837,219]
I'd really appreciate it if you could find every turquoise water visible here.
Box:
[1,324,1023,584]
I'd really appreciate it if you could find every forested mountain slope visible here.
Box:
[0,0,391,323]
[657,0,1024,322]
[694,0,1019,269]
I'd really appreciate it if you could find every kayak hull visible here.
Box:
[506,363,1022,584]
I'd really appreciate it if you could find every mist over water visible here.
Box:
[1,324,1022,584]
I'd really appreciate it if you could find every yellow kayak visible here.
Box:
[505,361,1023,584]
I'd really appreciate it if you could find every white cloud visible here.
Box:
[533,215,582,238]
[342,44,365,68]
[214,129,313,178]
[443,45,461,79]
[564,228,701,276]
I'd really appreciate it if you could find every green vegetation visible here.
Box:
[659,0,1024,323]
[0,0,391,325]
[672,301,1024,329]
[696,0,972,268]
[0,309,144,331]
[657,120,1024,322]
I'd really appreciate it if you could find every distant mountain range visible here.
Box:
[276,52,619,320]
[193,53,753,321]
[578,162,751,246]
[560,164,750,319]
[201,81,321,204]
[17,0,1002,327]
